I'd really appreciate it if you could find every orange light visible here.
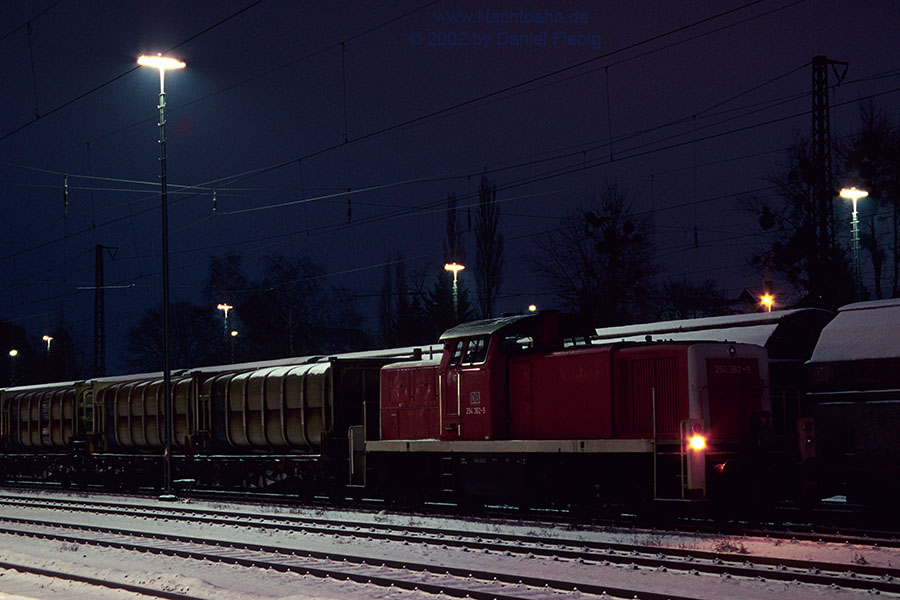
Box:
[688,434,706,451]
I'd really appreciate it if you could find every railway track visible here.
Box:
[2,489,898,550]
[0,515,674,600]
[0,559,208,600]
[0,492,896,598]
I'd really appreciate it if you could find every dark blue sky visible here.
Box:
[1,0,898,373]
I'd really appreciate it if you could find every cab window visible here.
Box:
[501,332,534,354]
[462,335,489,364]
[450,340,464,365]
[563,335,591,348]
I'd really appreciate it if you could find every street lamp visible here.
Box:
[138,52,185,499]
[42,335,53,352]
[840,187,868,300]
[217,303,233,331]
[759,292,775,312]
[444,262,465,322]
[229,329,238,362]
[8,349,18,386]
[528,304,537,313]
[217,304,235,362]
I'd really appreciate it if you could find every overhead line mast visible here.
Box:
[810,55,848,303]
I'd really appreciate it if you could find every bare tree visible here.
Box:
[378,261,395,346]
[443,192,465,265]
[425,193,474,330]
[746,139,855,307]
[245,253,327,358]
[475,175,504,319]
[124,301,219,372]
[202,250,248,307]
[840,103,900,298]
[534,182,656,326]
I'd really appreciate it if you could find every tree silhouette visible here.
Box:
[475,175,504,319]
[124,301,220,372]
[840,103,900,298]
[746,139,856,307]
[534,182,656,326]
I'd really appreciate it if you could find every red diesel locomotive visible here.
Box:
[366,312,774,504]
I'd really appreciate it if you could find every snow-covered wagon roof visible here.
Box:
[807,299,900,364]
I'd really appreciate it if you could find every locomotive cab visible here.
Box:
[437,312,594,441]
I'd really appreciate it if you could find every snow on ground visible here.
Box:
[0,490,895,599]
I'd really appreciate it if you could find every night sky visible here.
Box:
[1,0,898,374]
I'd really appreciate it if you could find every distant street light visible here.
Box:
[759,292,775,312]
[138,52,185,499]
[528,304,537,312]
[7,349,18,386]
[444,263,465,322]
[42,335,53,352]
[840,187,868,300]
[217,303,233,332]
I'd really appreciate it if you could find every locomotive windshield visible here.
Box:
[445,335,490,366]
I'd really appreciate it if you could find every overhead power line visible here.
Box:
[0,0,63,43]
[0,0,265,144]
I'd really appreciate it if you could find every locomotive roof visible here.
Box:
[439,313,535,340]
[808,299,900,363]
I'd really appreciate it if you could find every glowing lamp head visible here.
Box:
[759,292,774,312]
[839,187,868,202]
[444,262,465,274]
[8,349,18,358]
[688,434,707,451]
[528,304,537,312]
[137,54,186,70]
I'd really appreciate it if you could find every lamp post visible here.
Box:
[217,303,233,332]
[138,53,185,498]
[759,293,774,312]
[217,304,234,362]
[840,187,868,300]
[444,263,465,322]
[42,335,53,353]
[8,349,17,386]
